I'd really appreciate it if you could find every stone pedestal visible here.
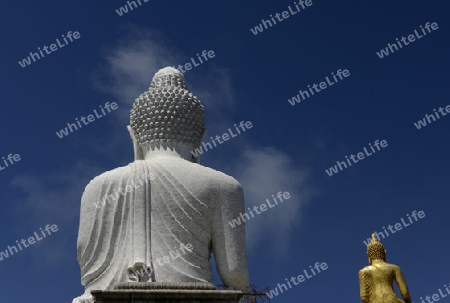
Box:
[91,282,244,303]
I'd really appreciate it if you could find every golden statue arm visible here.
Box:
[394,266,412,303]
[358,269,371,303]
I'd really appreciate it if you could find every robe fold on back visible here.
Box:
[359,266,405,303]
[77,158,213,293]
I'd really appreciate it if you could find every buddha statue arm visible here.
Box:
[394,266,411,303]
[212,178,250,292]
[358,269,371,303]
[77,179,101,266]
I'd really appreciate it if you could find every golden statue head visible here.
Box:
[366,233,386,264]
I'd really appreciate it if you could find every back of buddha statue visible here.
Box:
[76,153,248,298]
[73,66,250,303]
[360,263,404,303]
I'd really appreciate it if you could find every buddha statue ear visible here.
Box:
[191,128,207,164]
[201,128,208,143]
[127,125,144,161]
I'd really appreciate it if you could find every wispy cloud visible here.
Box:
[90,25,178,124]
[231,147,314,256]
[9,160,104,265]
[91,24,236,131]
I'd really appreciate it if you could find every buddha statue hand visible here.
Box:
[127,262,153,282]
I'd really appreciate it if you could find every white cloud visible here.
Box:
[9,160,104,265]
[231,147,314,256]
[90,24,235,130]
[90,25,178,124]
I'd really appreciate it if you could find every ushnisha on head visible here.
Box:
[366,233,387,264]
[129,67,206,161]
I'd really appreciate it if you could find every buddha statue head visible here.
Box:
[129,67,206,163]
[366,233,387,264]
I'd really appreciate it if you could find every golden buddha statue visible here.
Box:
[359,234,412,303]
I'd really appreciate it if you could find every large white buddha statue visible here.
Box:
[72,67,250,303]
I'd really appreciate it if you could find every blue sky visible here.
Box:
[1,0,449,302]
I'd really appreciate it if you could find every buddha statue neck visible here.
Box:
[141,143,194,162]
